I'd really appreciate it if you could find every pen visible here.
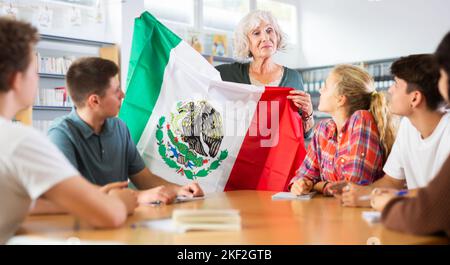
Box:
[359,189,409,201]
[147,200,162,206]
[356,180,369,185]
[396,190,408,196]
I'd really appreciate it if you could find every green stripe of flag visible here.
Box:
[119,11,181,143]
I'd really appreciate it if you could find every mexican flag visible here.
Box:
[119,12,306,193]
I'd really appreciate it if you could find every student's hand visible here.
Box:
[137,185,177,204]
[109,188,138,215]
[287,90,313,116]
[340,183,373,207]
[290,179,313,195]
[177,182,204,197]
[326,181,348,196]
[99,181,129,194]
[370,188,398,212]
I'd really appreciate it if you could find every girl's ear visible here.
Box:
[336,94,347,108]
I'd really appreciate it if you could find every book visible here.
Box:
[211,34,228,57]
[186,30,204,54]
[34,86,73,107]
[172,209,241,232]
[271,191,317,201]
[37,52,76,75]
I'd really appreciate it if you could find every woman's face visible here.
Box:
[318,72,340,113]
[438,68,449,102]
[247,21,278,60]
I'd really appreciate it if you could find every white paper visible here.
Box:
[7,235,121,245]
[362,211,381,224]
[271,191,316,201]
[135,218,178,233]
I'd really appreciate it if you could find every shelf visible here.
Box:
[374,76,394,82]
[33,106,73,111]
[39,73,66,79]
[297,57,399,72]
[202,54,234,63]
[40,34,114,47]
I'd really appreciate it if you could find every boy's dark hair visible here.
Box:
[66,57,119,107]
[391,54,443,110]
[435,31,450,98]
[0,18,39,93]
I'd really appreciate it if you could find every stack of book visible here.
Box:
[172,209,241,232]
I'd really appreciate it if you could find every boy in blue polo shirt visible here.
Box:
[48,57,203,204]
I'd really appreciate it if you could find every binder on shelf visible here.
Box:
[34,86,73,107]
[36,52,76,75]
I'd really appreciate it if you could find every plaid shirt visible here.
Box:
[291,110,385,186]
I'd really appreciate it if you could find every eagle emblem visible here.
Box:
[156,100,228,180]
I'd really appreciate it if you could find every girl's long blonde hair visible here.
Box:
[332,65,397,158]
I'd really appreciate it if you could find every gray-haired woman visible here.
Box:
[216,10,314,137]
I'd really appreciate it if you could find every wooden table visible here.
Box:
[16,191,448,245]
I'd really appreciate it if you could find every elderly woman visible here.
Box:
[216,10,314,137]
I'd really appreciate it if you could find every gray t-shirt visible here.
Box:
[48,110,146,186]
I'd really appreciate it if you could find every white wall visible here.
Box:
[297,0,450,68]
[270,0,303,69]
[120,0,145,90]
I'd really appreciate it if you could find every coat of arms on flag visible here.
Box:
[119,12,307,193]
[156,100,228,180]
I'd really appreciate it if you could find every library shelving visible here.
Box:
[33,34,116,132]
[297,58,397,122]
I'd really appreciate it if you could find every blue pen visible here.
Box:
[357,180,369,186]
[396,190,408,196]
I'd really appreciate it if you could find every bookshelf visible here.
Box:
[33,34,117,132]
[297,58,397,122]
[202,54,235,66]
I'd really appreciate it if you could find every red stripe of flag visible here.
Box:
[224,87,307,191]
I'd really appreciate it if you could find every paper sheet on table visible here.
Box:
[136,218,178,233]
[7,235,122,245]
[362,211,381,224]
[271,191,316,201]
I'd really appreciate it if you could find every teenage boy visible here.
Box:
[336,54,450,207]
[48,57,204,204]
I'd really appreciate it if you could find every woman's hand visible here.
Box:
[287,90,313,117]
